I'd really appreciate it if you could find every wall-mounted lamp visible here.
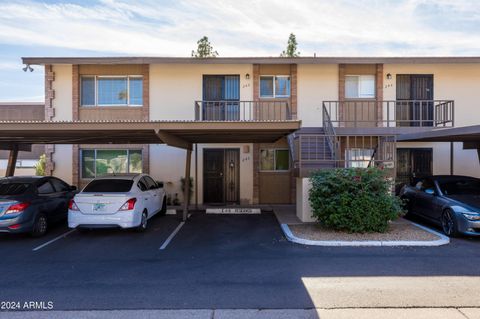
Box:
[245,73,250,80]
[22,64,34,72]
[386,73,392,80]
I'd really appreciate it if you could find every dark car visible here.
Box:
[0,176,77,237]
[399,175,480,237]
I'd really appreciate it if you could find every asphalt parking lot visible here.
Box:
[0,211,480,311]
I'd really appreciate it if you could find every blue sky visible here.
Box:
[0,0,480,102]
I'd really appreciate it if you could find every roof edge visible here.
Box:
[22,56,480,65]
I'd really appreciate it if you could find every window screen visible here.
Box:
[345,148,374,168]
[129,77,143,105]
[260,149,290,171]
[260,76,274,97]
[81,77,95,105]
[97,77,128,105]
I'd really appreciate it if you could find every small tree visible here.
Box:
[191,36,218,58]
[280,33,300,57]
[35,154,46,176]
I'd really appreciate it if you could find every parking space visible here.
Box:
[0,213,182,260]
[0,210,285,261]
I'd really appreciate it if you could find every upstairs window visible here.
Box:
[80,76,143,107]
[260,76,290,98]
[345,75,375,99]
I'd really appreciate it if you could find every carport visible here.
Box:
[398,124,480,174]
[0,120,300,220]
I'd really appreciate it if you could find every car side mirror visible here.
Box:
[425,188,435,195]
[70,185,77,191]
[156,181,164,188]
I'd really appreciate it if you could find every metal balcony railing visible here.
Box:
[194,100,291,121]
[291,133,397,178]
[322,100,454,128]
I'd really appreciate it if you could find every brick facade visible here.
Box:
[71,64,150,186]
[44,64,56,176]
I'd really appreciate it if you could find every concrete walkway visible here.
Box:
[1,308,479,318]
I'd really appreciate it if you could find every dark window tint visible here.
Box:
[137,179,148,192]
[50,178,69,192]
[0,183,30,195]
[144,176,157,190]
[83,179,133,193]
[37,180,55,194]
[439,179,480,196]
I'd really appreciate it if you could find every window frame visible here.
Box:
[259,148,290,172]
[345,74,376,99]
[80,75,144,107]
[80,149,143,179]
[345,148,374,168]
[259,75,291,98]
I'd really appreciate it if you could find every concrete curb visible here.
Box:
[280,220,450,247]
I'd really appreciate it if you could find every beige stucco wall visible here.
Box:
[297,64,338,127]
[52,145,73,184]
[384,64,480,177]
[52,64,73,121]
[296,177,315,222]
[149,64,253,120]
[150,143,253,205]
[149,64,255,204]
[51,65,73,182]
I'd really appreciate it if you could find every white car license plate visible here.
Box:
[93,203,107,212]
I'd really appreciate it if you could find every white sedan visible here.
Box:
[68,174,166,231]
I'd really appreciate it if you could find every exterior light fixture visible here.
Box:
[386,73,392,80]
[245,73,250,80]
[22,64,33,72]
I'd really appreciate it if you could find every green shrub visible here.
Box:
[309,167,403,233]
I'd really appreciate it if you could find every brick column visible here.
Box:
[44,65,56,176]
[45,65,55,120]
[252,64,260,204]
[72,65,79,184]
[72,65,79,121]
[141,64,150,121]
[290,64,297,120]
[376,64,384,127]
[338,64,346,126]
[252,143,260,204]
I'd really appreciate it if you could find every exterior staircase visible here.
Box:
[288,127,337,178]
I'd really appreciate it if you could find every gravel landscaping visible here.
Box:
[288,218,441,242]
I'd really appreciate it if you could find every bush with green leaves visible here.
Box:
[309,167,403,233]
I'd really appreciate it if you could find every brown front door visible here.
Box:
[203,149,240,204]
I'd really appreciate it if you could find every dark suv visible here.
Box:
[0,176,77,237]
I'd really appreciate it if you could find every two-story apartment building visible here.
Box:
[4,56,480,222]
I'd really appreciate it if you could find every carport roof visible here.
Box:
[397,125,480,142]
[0,120,300,150]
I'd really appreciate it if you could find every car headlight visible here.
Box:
[461,213,480,221]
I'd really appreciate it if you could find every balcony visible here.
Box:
[322,100,454,128]
[194,100,292,121]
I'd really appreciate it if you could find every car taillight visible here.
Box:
[69,199,80,211]
[119,198,137,211]
[5,202,30,215]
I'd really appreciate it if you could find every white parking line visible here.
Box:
[159,221,185,250]
[32,229,76,251]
